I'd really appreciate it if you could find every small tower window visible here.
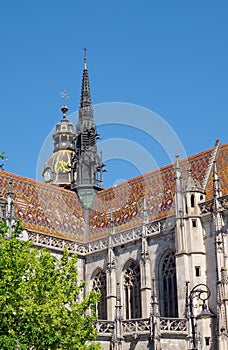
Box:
[191,194,195,208]
[185,196,188,214]
[61,135,67,141]
[192,219,197,228]
[205,337,210,346]
[195,266,201,277]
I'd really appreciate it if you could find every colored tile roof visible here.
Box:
[0,144,228,243]
[88,145,227,241]
[0,171,84,242]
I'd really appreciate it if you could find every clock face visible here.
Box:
[43,168,52,182]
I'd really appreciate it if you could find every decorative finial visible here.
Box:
[83,47,87,69]
[61,105,68,118]
[60,90,69,118]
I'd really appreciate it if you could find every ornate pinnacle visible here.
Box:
[213,160,222,199]
[80,50,92,109]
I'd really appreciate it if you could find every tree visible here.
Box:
[0,220,102,350]
[0,152,7,170]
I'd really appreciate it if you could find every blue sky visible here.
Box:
[1,1,228,188]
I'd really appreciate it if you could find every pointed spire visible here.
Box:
[175,154,182,192]
[74,50,104,207]
[80,48,92,109]
[213,160,222,199]
[83,47,87,69]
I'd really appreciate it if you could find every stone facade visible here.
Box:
[0,56,228,349]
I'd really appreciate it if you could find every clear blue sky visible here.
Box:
[1,0,228,188]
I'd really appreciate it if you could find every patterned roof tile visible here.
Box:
[1,144,228,243]
[0,171,84,242]
[88,146,219,241]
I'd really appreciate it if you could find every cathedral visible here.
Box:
[0,54,228,350]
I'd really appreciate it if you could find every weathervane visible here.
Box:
[60,89,69,102]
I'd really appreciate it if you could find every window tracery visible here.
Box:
[92,269,107,320]
[161,250,178,317]
[123,261,141,319]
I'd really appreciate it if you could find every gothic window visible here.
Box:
[123,260,141,319]
[92,269,107,320]
[160,250,178,317]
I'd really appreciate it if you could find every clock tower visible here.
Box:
[42,104,75,188]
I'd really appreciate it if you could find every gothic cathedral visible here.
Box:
[1,54,228,350]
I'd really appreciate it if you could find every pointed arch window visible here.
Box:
[160,250,178,317]
[123,261,141,319]
[92,269,107,320]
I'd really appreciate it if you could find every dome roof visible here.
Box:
[42,150,75,187]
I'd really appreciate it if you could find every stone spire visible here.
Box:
[80,48,92,109]
[77,49,95,135]
[72,50,104,209]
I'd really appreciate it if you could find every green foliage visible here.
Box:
[0,221,102,350]
[0,152,7,161]
[0,152,7,170]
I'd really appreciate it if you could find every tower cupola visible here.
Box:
[42,103,76,188]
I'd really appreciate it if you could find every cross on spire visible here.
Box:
[60,89,69,101]
[83,47,87,69]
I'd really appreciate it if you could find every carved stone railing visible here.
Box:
[24,216,176,256]
[86,237,110,253]
[95,320,115,336]
[147,216,175,236]
[122,318,150,336]
[26,231,86,254]
[199,195,228,214]
[199,199,214,214]
[160,317,188,334]
[219,195,228,210]
[111,227,142,246]
[95,317,188,338]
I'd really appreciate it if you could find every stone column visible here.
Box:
[107,214,117,320]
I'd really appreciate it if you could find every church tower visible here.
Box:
[42,103,75,188]
[42,51,104,206]
[71,51,104,209]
